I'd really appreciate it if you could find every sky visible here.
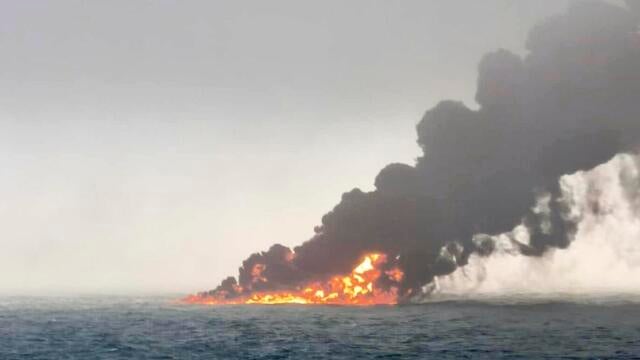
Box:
[0,0,626,295]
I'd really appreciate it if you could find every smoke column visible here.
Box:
[198,1,640,303]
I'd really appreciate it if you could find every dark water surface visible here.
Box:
[1,295,639,359]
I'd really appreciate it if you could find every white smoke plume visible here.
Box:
[432,153,640,297]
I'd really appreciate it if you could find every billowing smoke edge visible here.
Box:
[201,1,640,303]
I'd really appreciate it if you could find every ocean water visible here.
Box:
[1,295,639,359]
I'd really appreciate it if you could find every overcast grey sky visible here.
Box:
[0,0,626,295]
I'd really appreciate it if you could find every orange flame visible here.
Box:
[183,253,403,306]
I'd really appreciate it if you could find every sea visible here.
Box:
[1,295,639,359]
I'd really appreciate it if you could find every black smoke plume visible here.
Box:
[203,1,640,302]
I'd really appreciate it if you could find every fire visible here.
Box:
[385,267,404,282]
[183,253,403,306]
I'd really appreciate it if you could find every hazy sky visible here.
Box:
[0,0,625,295]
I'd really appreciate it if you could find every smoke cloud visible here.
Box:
[433,153,640,297]
[201,1,640,302]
